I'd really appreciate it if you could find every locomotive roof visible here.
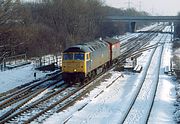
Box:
[63,40,109,53]
[104,37,120,44]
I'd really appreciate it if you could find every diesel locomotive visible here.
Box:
[62,38,121,84]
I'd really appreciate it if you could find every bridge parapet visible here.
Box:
[105,16,180,22]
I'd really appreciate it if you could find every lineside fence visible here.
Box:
[33,54,62,69]
[0,54,29,71]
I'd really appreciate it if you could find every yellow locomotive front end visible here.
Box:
[62,52,86,84]
[62,52,85,73]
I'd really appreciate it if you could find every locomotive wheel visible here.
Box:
[87,72,92,80]
[93,70,96,78]
[103,65,106,72]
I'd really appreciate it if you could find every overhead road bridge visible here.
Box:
[104,16,180,33]
[105,16,180,22]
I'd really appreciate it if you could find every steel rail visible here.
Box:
[120,34,168,123]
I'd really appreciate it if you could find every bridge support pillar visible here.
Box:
[171,22,173,41]
[129,22,136,33]
[174,22,177,39]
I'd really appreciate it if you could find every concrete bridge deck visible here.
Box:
[105,16,180,22]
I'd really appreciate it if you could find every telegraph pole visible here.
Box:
[139,0,142,11]
[128,0,131,8]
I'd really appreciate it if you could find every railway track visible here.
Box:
[0,71,63,122]
[0,70,61,101]
[0,68,119,124]
[119,32,157,62]
[24,66,126,124]
[117,33,139,41]
[0,83,69,123]
[118,34,168,124]
[0,71,62,108]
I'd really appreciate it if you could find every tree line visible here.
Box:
[0,0,149,58]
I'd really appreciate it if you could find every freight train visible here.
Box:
[62,38,123,85]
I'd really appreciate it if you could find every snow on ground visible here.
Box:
[123,38,164,124]
[44,33,176,124]
[43,71,130,123]
[123,34,175,124]
[0,63,47,94]
[136,23,158,32]
[148,34,176,123]
[162,26,172,32]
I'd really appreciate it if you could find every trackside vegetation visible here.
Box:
[0,0,149,58]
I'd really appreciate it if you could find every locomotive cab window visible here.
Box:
[63,53,73,60]
[74,53,84,60]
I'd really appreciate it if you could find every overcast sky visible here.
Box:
[104,0,180,16]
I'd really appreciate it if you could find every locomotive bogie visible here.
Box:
[62,72,85,85]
